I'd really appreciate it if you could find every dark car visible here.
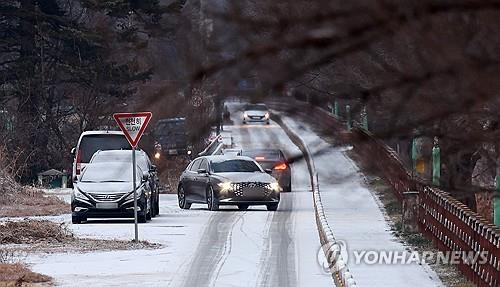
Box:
[89,150,160,217]
[71,162,152,224]
[177,156,281,211]
[241,149,292,192]
[154,118,191,157]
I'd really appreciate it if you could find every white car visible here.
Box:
[242,104,270,124]
[71,131,130,181]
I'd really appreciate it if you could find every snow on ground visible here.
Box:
[278,113,443,287]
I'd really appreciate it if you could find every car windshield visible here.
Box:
[211,160,262,173]
[80,163,141,183]
[242,150,280,161]
[91,153,148,169]
[79,134,130,163]
[245,104,267,111]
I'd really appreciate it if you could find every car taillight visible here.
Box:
[76,150,82,175]
[255,156,265,161]
[274,163,287,170]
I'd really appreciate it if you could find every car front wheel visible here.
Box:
[207,186,219,211]
[178,185,191,209]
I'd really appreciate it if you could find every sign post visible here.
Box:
[113,112,152,242]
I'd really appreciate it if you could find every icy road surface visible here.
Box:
[27,103,333,287]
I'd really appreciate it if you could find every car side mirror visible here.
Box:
[197,168,208,175]
[150,165,157,172]
[142,172,150,182]
[70,147,76,156]
[265,169,273,174]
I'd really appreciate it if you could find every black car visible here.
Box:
[241,149,292,192]
[72,162,153,224]
[177,156,281,211]
[88,150,160,217]
[154,117,191,157]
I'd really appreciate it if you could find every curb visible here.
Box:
[272,112,357,287]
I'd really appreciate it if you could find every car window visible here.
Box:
[80,163,142,183]
[245,104,267,111]
[189,159,202,172]
[79,134,130,163]
[90,152,149,170]
[186,161,193,171]
[211,160,262,173]
[199,159,209,171]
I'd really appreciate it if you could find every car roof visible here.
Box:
[199,155,256,163]
[80,130,124,136]
[93,149,147,157]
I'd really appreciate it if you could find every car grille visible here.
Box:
[88,192,126,202]
[232,182,271,197]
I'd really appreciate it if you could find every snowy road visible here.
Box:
[27,103,333,287]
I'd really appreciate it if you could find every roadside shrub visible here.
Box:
[0,220,73,244]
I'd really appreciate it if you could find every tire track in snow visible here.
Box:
[180,211,239,287]
[257,190,297,287]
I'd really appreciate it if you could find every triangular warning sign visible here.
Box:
[113,112,152,147]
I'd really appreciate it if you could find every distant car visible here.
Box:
[71,131,130,181]
[222,148,242,156]
[242,103,270,124]
[71,162,153,224]
[178,156,281,211]
[154,118,192,157]
[241,149,291,192]
[89,150,160,217]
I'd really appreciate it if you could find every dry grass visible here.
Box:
[0,263,52,286]
[0,148,68,218]
[0,172,69,218]
[0,219,160,254]
[0,220,72,245]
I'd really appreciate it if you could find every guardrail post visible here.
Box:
[432,137,441,186]
[402,191,419,233]
[346,105,352,131]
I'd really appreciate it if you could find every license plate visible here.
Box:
[168,149,178,155]
[96,203,118,209]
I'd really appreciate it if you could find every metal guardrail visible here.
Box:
[272,112,357,287]
[198,134,223,156]
[268,97,499,287]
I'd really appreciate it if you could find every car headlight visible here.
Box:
[73,188,87,200]
[267,182,281,192]
[243,112,248,118]
[218,182,233,192]
[154,152,161,159]
[126,188,143,201]
[264,112,269,119]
